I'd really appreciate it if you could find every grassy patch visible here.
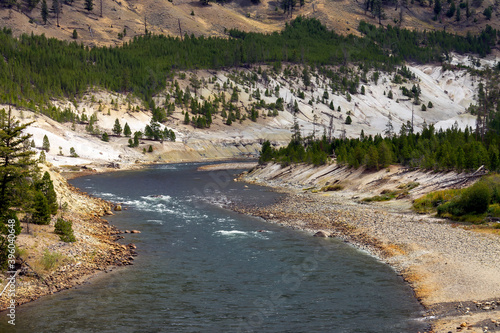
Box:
[363,190,398,202]
[412,188,462,214]
[364,182,420,202]
[412,175,500,227]
[40,250,64,271]
[320,184,344,192]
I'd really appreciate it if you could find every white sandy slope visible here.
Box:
[1,53,496,169]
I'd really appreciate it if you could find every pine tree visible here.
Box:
[36,171,58,215]
[42,134,50,152]
[0,108,37,267]
[102,132,109,142]
[0,108,37,215]
[123,122,131,137]
[434,0,442,15]
[41,0,49,24]
[84,0,93,11]
[133,132,140,147]
[52,0,60,26]
[32,191,51,225]
[112,118,122,136]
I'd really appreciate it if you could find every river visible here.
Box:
[2,162,428,332]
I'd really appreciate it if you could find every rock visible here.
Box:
[124,230,130,233]
[105,210,114,216]
[460,322,468,327]
[313,231,330,237]
[130,230,141,234]
[128,243,137,249]
[114,205,122,211]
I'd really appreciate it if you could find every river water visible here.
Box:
[2,162,429,332]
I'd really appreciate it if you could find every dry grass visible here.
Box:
[1,0,497,47]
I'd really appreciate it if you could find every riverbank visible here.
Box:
[0,165,137,312]
[236,163,500,332]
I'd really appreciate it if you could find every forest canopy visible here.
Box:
[0,17,497,109]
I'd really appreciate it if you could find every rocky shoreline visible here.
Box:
[235,163,500,333]
[0,170,137,312]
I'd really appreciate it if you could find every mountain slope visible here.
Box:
[1,0,498,47]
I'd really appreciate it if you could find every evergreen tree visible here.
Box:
[52,0,60,26]
[32,191,51,225]
[0,108,37,215]
[70,147,78,157]
[446,1,456,18]
[36,171,57,215]
[184,112,190,125]
[84,0,93,11]
[102,132,109,142]
[42,134,50,152]
[112,118,122,136]
[483,6,492,20]
[434,0,442,15]
[0,108,37,267]
[123,122,131,137]
[133,132,140,147]
[41,0,49,24]
[345,115,352,125]
[54,218,76,242]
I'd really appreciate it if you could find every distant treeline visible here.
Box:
[260,122,500,172]
[0,17,497,110]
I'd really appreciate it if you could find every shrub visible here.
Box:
[54,218,76,242]
[41,250,64,270]
[456,181,491,214]
[413,188,461,213]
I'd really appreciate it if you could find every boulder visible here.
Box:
[114,205,122,211]
[313,231,330,237]
[130,230,141,234]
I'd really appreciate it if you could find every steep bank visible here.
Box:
[0,165,136,311]
[236,163,500,332]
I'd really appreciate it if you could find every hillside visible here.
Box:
[1,0,499,47]
[0,55,494,172]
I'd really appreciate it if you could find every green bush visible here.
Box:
[54,218,76,242]
[457,181,491,214]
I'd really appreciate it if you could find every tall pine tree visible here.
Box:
[41,0,49,24]
[84,0,93,11]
